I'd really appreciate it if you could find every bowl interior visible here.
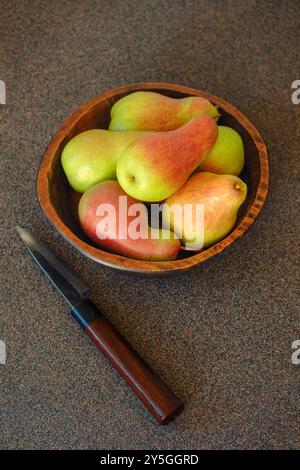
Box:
[46,86,260,263]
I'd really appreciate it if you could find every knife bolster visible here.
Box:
[71,299,101,329]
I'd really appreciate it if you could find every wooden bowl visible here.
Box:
[37,82,269,277]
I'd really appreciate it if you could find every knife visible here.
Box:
[17,227,184,424]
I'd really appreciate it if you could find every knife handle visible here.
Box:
[71,299,184,424]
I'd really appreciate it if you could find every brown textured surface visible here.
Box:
[0,0,299,449]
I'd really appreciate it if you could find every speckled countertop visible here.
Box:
[0,0,299,450]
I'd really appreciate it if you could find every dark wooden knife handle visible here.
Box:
[71,299,184,424]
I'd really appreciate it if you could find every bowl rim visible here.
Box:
[37,82,269,274]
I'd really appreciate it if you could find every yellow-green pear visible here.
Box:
[163,172,247,249]
[61,129,149,193]
[116,116,218,202]
[198,126,245,175]
[109,91,220,131]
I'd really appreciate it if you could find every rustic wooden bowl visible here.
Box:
[37,82,269,277]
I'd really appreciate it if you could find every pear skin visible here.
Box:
[61,129,150,193]
[78,181,181,261]
[163,172,247,249]
[116,116,218,202]
[198,126,245,176]
[109,91,220,131]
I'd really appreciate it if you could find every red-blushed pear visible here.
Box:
[197,126,245,176]
[162,172,247,250]
[116,116,218,202]
[78,181,181,261]
[109,91,220,131]
[61,129,150,193]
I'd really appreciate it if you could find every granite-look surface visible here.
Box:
[0,0,299,450]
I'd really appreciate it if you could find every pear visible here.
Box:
[109,91,220,131]
[78,181,181,261]
[61,129,150,193]
[116,116,218,202]
[163,172,247,249]
[197,126,245,176]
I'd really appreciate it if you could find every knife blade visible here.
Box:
[17,226,90,306]
[17,226,184,424]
